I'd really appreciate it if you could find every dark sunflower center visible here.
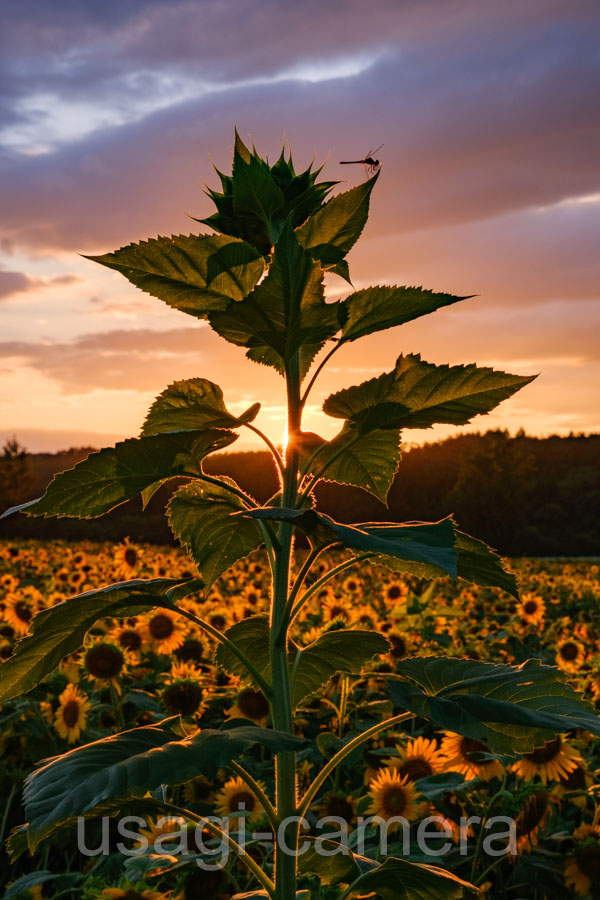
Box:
[459,737,490,764]
[346,580,358,592]
[62,699,81,728]
[524,737,562,764]
[230,791,255,813]
[246,591,259,605]
[398,758,433,781]
[561,765,586,790]
[523,600,538,615]
[516,792,548,836]
[576,843,600,879]
[325,797,355,822]
[382,785,409,816]
[387,585,402,600]
[162,683,204,716]
[14,601,32,622]
[84,644,124,678]
[149,614,174,639]
[238,688,270,719]
[118,630,142,651]
[389,636,407,659]
[210,614,226,631]
[175,639,205,663]
[328,605,349,620]
[124,548,138,567]
[559,642,579,661]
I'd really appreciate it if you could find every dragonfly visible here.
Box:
[339,144,383,176]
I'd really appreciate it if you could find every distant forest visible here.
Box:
[1,431,599,557]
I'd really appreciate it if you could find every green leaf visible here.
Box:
[292,630,390,707]
[241,509,458,579]
[298,840,369,885]
[24,721,303,852]
[25,430,236,518]
[298,425,401,504]
[168,478,263,590]
[296,175,377,266]
[142,378,260,436]
[209,222,338,378]
[388,657,600,754]
[86,233,264,317]
[374,530,519,598]
[215,616,271,683]
[338,285,471,343]
[232,143,285,252]
[4,872,82,900]
[344,857,477,899]
[0,578,194,703]
[323,353,536,433]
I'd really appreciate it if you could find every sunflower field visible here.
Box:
[1,539,600,899]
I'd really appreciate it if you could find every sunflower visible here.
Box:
[54,683,91,743]
[517,592,546,626]
[143,608,186,654]
[341,575,363,596]
[110,622,145,660]
[441,733,504,782]
[386,631,412,662]
[114,538,144,575]
[555,638,586,673]
[228,686,270,724]
[515,789,553,852]
[84,639,126,686]
[174,637,206,664]
[366,768,421,828]
[387,736,445,782]
[511,736,582,784]
[3,593,35,635]
[381,580,408,605]
[161,662,207,717]
[363,735,402,784]
[214,775,265,824]
[322,597,355,625]
[314,791,357,827]
[242,584,262,608]
[564,824,600,897]
[553,760,594,808]
[134,816,187,851]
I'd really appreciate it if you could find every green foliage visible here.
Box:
[25,430,236,518]
[142,378,261,435]
[86,233,264,317]
[324,353,536,433]
[388,657,600,753]
[344,857,477,899]
[167,478,263,589]
[24,720,304,851]
[291,630,390,707]
[216,615,271,682]
[0,578,196,703]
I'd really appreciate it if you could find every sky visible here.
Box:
[0,0,599,453]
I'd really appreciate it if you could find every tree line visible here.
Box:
[1,430,598,556]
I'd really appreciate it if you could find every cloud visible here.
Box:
[0,268,80,299]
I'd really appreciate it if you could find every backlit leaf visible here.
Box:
[142,378,260,436]
[296,175,377,266]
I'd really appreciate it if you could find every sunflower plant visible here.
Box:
[2,131,600,900]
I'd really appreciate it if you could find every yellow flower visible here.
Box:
[322,596,355,625]
[387,736,445,782]
[441,733,504,782]
[511,736,581,784]
[83,639,126,686]
[366,768,421,828]
[515,789,553,853]
[381,579,408,605]
[228,686,270,724]
[142,608,186,654]
[3,593,36,635]
[517,592,546,626]
[113,538,144,575]
[555,638,586,673]
[214,776,265,824]
[564,824,600,897]
[54,683,91,743]
[314,791,357,827]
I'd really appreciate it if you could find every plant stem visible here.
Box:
[176,607,273,697]
[300,341,341,409]
[298,711,413,816]
[243,422,286,480]
[229,759,280,829]
[157,799,275,896]
[275,545,325,643]
[270,354,301,900]
[288,553,373,627]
